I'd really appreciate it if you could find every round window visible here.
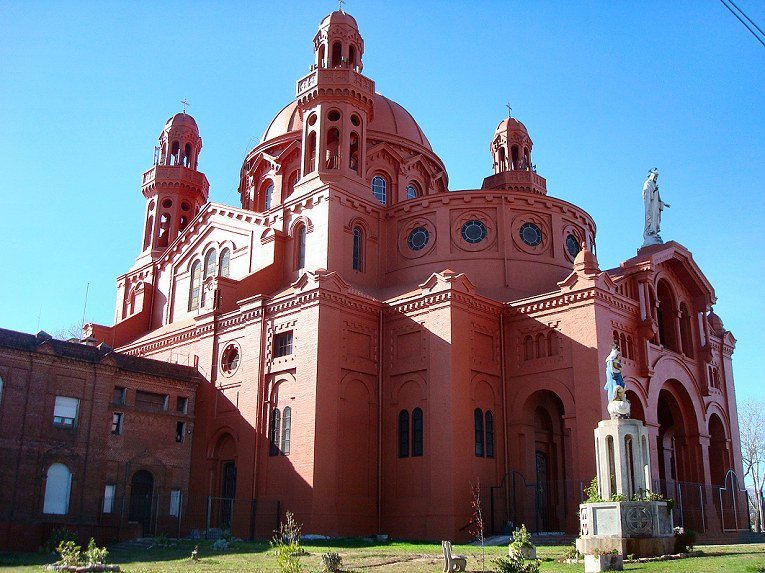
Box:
[566,234,581,258]
[519,222,543,246]
[220,344,240,375]
[350,114,361,126]
[461,220,487,244]
[407,227,430,251]
[161,198,173,209]
[181,202,190,212]
[327,110,341,122]
[307,113,317,126]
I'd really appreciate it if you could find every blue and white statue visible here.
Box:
[604,344,625,400]
[604,344,630,418]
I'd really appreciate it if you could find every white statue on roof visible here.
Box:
[642,168,670,247]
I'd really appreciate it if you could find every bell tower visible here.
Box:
[482,113,547,194]
[135,111,209,267]
[296,10,375,189]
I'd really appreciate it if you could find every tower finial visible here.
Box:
[180,98,190,114]
[338,0,345,13]
[506,103,512,118]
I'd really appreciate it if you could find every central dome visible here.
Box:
[261,93,433,151]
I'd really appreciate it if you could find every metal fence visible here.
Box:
[488,470,752,535]
[96,494,283,540]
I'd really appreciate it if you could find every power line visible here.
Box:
[720,0,765,48]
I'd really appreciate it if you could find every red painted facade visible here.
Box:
[78,10,743,541]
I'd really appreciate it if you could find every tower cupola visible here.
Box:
[136,111,209,266]
[295,11,375,187]
[482,112,547,194]
[491,116,533,173]
[314,10,364,72]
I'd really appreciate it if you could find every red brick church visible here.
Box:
[0,10,746,547]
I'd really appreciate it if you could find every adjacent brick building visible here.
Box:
[0,329,199,550]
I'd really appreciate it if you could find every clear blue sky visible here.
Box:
[1,1,763,403]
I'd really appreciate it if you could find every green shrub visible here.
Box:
[560,543,581,561]
[583,477,603,503]
[321,551,342,572]
[43,527,78,553]
[493,553,540,573]
[510,524,534,549]
[56,540,83,567]
[272,511,304,573]
[84,538,108,566]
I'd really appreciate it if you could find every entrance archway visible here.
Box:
[211,433,237,529]
[128,470,154,534]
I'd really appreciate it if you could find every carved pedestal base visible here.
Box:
[577,501,674,558]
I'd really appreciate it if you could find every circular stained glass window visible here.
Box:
[519,222,543,246]
[407,227,430,251]
[461,220,487,244]
[566,234,581,258]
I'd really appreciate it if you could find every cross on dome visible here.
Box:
[506,103,512,118]
[338,0,345,13]
[181,98,190,114]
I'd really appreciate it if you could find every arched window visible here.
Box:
[498,147,507,171]
[352,226,363,271]
[406,184,418,199]
[548,330,558,357]
[349,132,360,174]
[656,280,679,352]
[188,260,201,311]
[511,145,519,169]
[536,333,547,358]
[269,408,281,456]
[326,128,340,169]
[157,213,171,247]
[43,463,72,515]
[219,248,230,278]
[412,408,423,457]
[620,333,627,357]
[318,44,326,68]
[306,131,317,173]
[627,336,635,361]
[524,335,534,361]
[474,408,484,457]
[264,183,274,210]
[372,176,387,205]
[349,45,357,68]
[331,41,342,67]
[143,215,153,250]
[613,330,620,350]
[281,406,291,455]
[296,225,307,270]
[170,141,180,165]
[204,249,217,279]
[485,411,495,458]
[184,143,192,167]
[398,410,409,458]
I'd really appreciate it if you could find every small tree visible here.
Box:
[468,479,486,572]
[740,400,765,532]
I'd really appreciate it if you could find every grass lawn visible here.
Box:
[0,540,763,572]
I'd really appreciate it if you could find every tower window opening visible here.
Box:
[157,213,171,247]
[318,44,326,68]
[349,45,356,69]
[178,216,188,235]
[331,41,342,67]
[349,131,360,174]
[350,114,361,127]
[372,175,387,204]
[352,226,364,271]
[498,147,507,171]
[327,110,341,122]
[170,141,180,165]
[143,215,154,250]
[184,143,193,167]
[306,132,317,173]
[511,145,519,170]
[326,128,340,169]
[296,225,306,270]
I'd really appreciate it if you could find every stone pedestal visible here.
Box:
[578,410,674,558]
[577,500,674,557]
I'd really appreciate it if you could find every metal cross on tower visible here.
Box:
[338,0,345,12]
[181,98,190,114]
[506,103,512,118]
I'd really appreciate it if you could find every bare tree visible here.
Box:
[740,399,765,532]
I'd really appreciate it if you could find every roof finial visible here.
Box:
[338,0,345,13]
[180,98,190,114]
[506,102,512,118]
